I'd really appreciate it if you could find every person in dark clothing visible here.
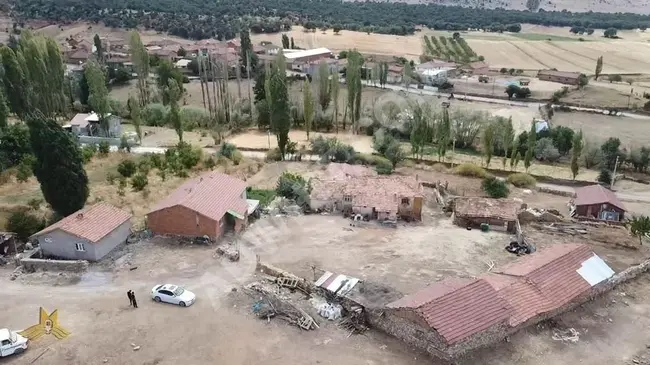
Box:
[127,290,133,306]
[132,292,138,308]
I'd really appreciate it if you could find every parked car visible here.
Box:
[0,329,28,357]
[151,284,196,307]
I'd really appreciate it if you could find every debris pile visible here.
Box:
[505,240,536,256]
[518,208,565,224]
[215,245,240,261]
[244,282,319,330]
[338,306,368,336]
[538,223,588,235]
[551,327,580,343]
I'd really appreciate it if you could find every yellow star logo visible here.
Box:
[19,308,70,340]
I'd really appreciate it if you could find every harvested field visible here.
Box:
[552,110,650,148]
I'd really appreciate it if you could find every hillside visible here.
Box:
[350,0,650,14]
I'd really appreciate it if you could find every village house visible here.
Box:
[65,112,122,138]
[310,164,423,221]
[377,244,615,360]
[30,203,133,261]
[283,48,332,65]
[537,70,581,85]
[571,184,626,222]
[147,171,259,240]
[66,48,91,64]
[453,197,521,232]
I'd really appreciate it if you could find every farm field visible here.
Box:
[552,110,650,148]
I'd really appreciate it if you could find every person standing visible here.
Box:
[132,291,138,309]
[127,290,133,307]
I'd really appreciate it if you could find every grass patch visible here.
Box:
[246,188,276,207]
[509,33,585,42]
[454,163,488,178]
[506,173,537,188]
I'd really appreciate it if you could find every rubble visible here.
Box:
[244,282,319,330]
[338,306,369,336]
[518,208,565,224]
[215,245,240,261]
[551,328,580,343]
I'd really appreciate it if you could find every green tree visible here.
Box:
[128,96,142,143]
[177,47,187,57]
[0,88,8,131]
[27,114,89,216]
[94,34,103,63]
[130,31,150,105]
[578,73,589,88]
[317,61,331,111]
[303,79,314,140]
[0,46,28,118]
[437,107,451,161]
[610,74,622,83]
[501,117,515,168]
[84,60,110,134]
[268,53,291,158]
[629,215,650,245]
[379,62,388,88]
[7,211,45,241]
[604,28,618,38]
[156,60,183,105]
[409,102,433,160]
[524,120,536,171]
[598,169,612,185]
[482,176,510,198]
[595,56,603,81]
[345,50,363,132]
[240,30,253,69]
[281,34,290,49]
[482,122,495,167]
[168,79,183,142]
[570,130,583,179]
[330,69,340,131]
[601,137,622,170]
[290,37,295,49]
[385,140,406,167]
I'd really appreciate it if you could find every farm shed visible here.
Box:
[537,70,581,85]
[453,197,521,232]
[147,171,258,240]
[374,244,615,360]
[572,184,626,222]
[30,203,132,262]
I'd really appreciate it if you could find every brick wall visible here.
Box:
[147,205,222,239]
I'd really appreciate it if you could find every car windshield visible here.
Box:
[9,332,17,343]
[173,288,184,296]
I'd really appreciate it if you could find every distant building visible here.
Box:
[571,184,626,221]
[453,197,521,232]
[66,49,91,64]
[461,61,489,75]
[30,203,132,261]
[537,70,581,85]
[66,113,122,138]
[283,48,332,65]
[420,69,449,86]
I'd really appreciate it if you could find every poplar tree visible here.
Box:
[94,34,104,63]
[330,70,340,132]
[267,53,290,158]
[168,80,182,142]
[85,60,110,134]
[130,32,150,105]
[317,61,331,111]
[595,56,603,81]
[524,120,536,171]
[482,122,495,167]
[571,130,583,179]
[0,89,8,131]
[501,117,515,168]
[437,106,451,161]
[128,96,143,143]
[0,46,28,118]
[303,79,314,140]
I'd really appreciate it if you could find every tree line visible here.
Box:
[11,0,650,40]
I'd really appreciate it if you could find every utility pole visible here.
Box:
[611,155,620,189]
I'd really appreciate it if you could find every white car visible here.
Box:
[151,284,196,307]
[0,328,28,357]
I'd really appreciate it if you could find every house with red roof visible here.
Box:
[376,244,615,360]
[147,171,258,239]
[30,203,132,261]
[571,184,626,222]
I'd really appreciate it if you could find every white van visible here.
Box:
[0,329,28,357]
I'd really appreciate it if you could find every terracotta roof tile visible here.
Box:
[32,203,132,243]
[148,171,248,221]
[388,278,510,344]
[574,184,626,211]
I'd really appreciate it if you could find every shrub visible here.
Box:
[375,157,393,175]
[138,159,151,175]
[482,176,510,198]
[106,172,117,185]
[246,188,277,207]
[117,159,137,177]
[109,98,129,118]
[598,169,612,185]
[142,103,169,127]
[98,141,110,155]
[180,106,211,129]
[219,143,238,159]
[119,135,131,152]
[204,156,216,169]
[610,74,622,83]
[16,161,32,182]
[266,148,282,162]
[131,173,149,191]
[7,211,45,241]
[81,144,97,163]
[454,163,488,178]
[176,142,202,169]
[276,172,310,206]
[231,150,243,165]
[27,198,43,210]
[534,137,561,162]
[506,173,537,188]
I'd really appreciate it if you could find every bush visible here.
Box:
[81,144,97,163]
[534,137,561,162]
[375,156,394,175]
[138,159,151,175]
[16,161,32,182]
[204,156,216,169]
[119,135,131,152]
[276,172,310,206]
[454,163,488,178]
[231,150,243,165]
[482,176,510,198]
[506,173,537,188]
[177,142,202,169]
[180,106,211,129]
[7,211,45,241]
[27,198,43,210]
[246,188,277,207]
[106,172,117,185]
[109,98,129,118]
[131,173,149,191]
[266,148,282,162]
[610,74,622,83]
[219,143,238,159]
[98,141,110,155]
[142,103,169,127]
[117,159,137,177]
[597,169,612,185]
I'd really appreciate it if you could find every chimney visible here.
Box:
[77,213,84,219]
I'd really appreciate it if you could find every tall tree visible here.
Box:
[130,31,150,106]
[290,37,295,49]
[156,60,183,105]
[167,79,182,141]
[281,34,290,49]
[317,61,331,111]
[240,30,253,70]
[267,53,290,158]
[27,114,89,216]
[501,117,515,168]
[128,96,143,143]
[0,89,8,131]
[85,60,110,134]
[437,107,451,161]
[571,129,583,179]
[482,122,495,167]
[330,69,340,133]
[44,37,67,116]
[595,55,603,81]
[0,46,28,118]
[409,102,433,160]
[524,120,536,171]
[403,62,412,89]
[379,62,388,88]
[345,50,363,133]
[93,34,104,63]
[303,79,314,140]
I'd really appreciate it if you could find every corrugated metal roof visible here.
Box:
[574,184,626,211]
[283,48,332,60]
[315,271,360,296]
[148,171,248,221]
[388,278,510,344]
[32,203,132,243]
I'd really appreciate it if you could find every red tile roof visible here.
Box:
[149,171,248,221]
[32,203,132,243]
[574,184,626,211]
[388,278,510,344]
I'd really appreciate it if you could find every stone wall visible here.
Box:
[20,252,88,273]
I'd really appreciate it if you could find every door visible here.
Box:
[158,290,175,304]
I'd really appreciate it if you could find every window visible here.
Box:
[75,243,85,252]
[401,197,409,205]
[1,339,10,346]
[343,195,352,202]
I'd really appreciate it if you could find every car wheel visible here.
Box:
[154,296,161,303]
[179,301,186,307]
[13,348,25,355]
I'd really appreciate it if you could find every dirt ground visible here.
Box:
[450,75,561,99]
[560,84,647,109]
[552,110,650,148]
